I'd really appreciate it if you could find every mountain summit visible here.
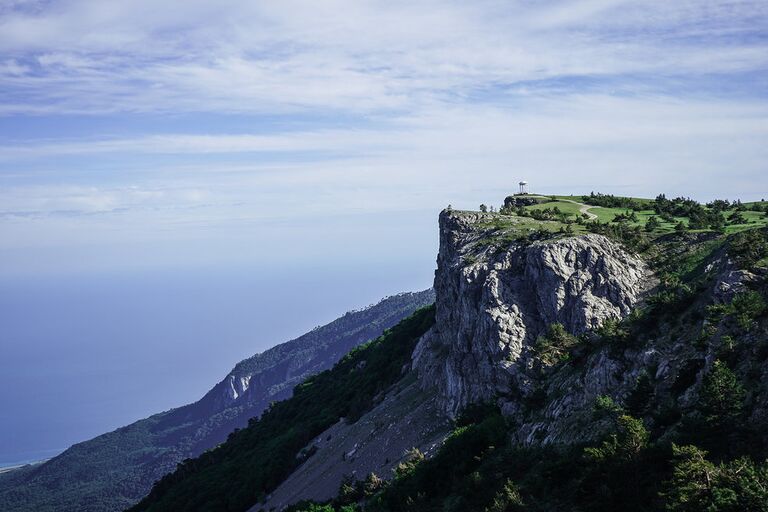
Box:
[129,193,768,512]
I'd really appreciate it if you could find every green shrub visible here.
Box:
[730,291,767,330]
[663,444,768,512]
[534,323,578,365]
[729,229,768,268]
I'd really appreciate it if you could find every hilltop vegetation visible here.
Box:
[472,193,768,254]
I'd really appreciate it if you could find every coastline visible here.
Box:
[0,460,47,475]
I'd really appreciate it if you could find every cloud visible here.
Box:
[1,93,766,231]
[0,0,765,114]
[0,0,766,274]
[1,94,766,159]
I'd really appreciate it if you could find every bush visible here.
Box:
[730,291,767,330]
[584,415,649,463]
[663,444,768,512]
[534,323,578,365]
[582,192,645,210]
[729,229,768,268]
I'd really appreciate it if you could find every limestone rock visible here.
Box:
[413,210,650,417]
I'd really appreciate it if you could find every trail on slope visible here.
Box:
[527,195,599,220]
[559,198,599,220]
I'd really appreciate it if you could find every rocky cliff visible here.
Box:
[257,211,657,507]
[414,210,651,418]
[103,201,768,512]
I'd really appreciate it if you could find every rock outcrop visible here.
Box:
[413,210,650,417]
[255,382,450,512]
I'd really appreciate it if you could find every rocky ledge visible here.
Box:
[413,209,651,418]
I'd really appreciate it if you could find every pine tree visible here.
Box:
[699,360,745,433]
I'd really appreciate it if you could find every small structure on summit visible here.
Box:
[518,181,528,194]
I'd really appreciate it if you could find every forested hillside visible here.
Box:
[129,194,768,512]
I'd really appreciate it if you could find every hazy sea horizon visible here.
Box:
[0,261,434,465]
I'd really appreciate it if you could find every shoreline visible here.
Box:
[0,458,51,474]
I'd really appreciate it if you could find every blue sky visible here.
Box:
[0,0,767,276]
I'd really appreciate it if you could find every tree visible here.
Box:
[291,503,336,512]
[534,323,578,366]
[664,444,721,512]
[698,360,745,436]
[338,474,360,504]
[646,215,661,232]
[394,448,425,479]
[675,221,687,233]
[363,473,384,496]
[729,229,768,268]
[584,414,649,463]
[728,211,746,225]
[484,479,524,512]
[664,444,768,512]
[730,291,767,330]
[480,204,488,213]
[708,199,731,212]
[627,373,655,417]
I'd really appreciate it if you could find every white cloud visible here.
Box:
[1,94,766,158]
[0,0,766,274]
[1,94,765,235]
[0,0,765,114]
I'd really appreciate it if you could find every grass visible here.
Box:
[489,194,768,243]
[723,210,768,234]
[474,214,584,249]
[525,200,584,217]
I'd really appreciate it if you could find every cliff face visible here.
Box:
[414,210,650,417]
[99,209,768,512]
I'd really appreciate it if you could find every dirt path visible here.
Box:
[527,195,599,220]
[560,198,599,220]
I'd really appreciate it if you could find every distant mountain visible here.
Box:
[0,289,434,512]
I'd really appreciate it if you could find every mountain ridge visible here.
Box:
[0,290,434,512]
[126,193,768,512]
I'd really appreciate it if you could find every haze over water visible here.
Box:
[0,234,436,466]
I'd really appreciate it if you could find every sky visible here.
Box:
[1,0,767,276]
[0,0,767,464]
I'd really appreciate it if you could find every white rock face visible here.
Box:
[413,210,649,417]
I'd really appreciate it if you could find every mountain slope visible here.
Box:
[362,228,768,512]
[129,305,437,512]
[0,290,434,512]
[126,194,768,512]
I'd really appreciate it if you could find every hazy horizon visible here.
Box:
[0,245,436,466]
